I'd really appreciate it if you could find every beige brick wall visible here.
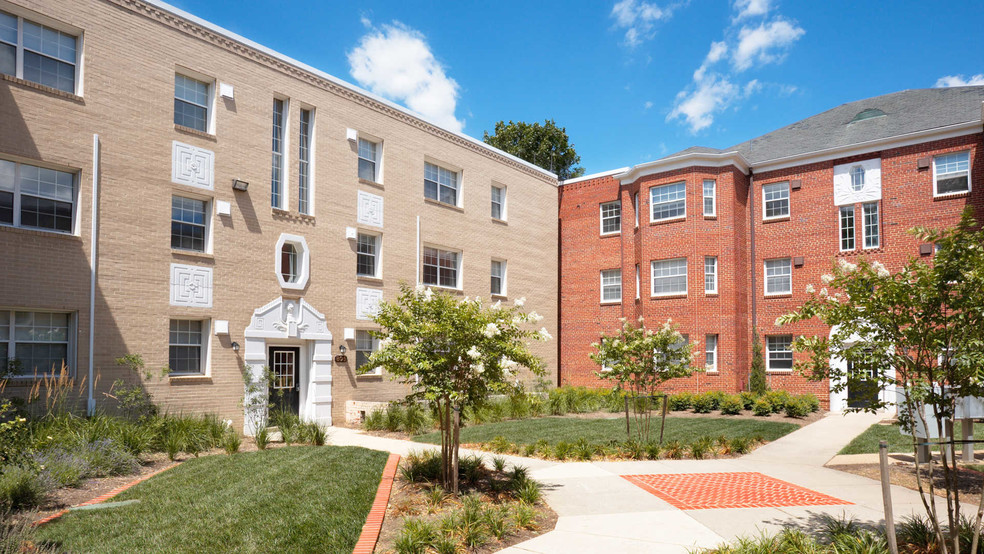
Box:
[0,0,559,428]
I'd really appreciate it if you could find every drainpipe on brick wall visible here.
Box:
[87,134,100,415]
[747,169,756,392]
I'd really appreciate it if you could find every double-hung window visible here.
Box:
[862,202,879,249]
[491,260,506,296]
[280,243,299,284]
[600,269,622,303]
[298,109,313,214]
[703,179,716,216]
[171,196,207,252]
[767,335,793,372]
[651,182,686,222]
[271,98,287,209]
[422,246,459,288]
[635,264,640,300]
[651,258,687,296]
[600,201,621,234]
[934,151,970,196]
[356,233,379,278]
[491,186,505,220]
[839,206,855,251]
[763,182,790,219]
[0,159,76,233]
[424,162,459,206]
[355,330,380,375]
[764,258,792,295]
[174,74,210,132]
[1,311,71,377]
[850,166,865,191]
[705,334,718,372]
[358,138,379,182]
[704,256,718,294]
[168,319,205,375]
[0,11,78,94]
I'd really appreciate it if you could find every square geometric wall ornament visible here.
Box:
[170,263,213,308]
[355,288,383,321]
[357,191,383,228]
[172,140,215,190]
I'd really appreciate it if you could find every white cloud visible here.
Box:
[935,74,984,88]
[732,18,805,71]
[667,75,739,133]
[348,22,463,132]
[733,0,770,20]
[743,79,762,96]
[693,41,728,81]
[644,100,654,110]
[611,0,675,47]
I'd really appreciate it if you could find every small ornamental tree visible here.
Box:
[778,209,984,554]
[364,284,549,494]
[749,331,768,394]
[590,318,698,442]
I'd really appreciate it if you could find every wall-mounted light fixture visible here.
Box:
[339,345,347,354]
[232,179,249,192]
[231,341,240,352]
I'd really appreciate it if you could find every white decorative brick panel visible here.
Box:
[172,141,215,190]
[357,191,384,228]
[170,263,213,308]
[355,288,383,321]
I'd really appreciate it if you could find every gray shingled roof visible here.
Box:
[662,145,723,158]
[728,86,984,164]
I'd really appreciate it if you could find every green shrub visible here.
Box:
[690,437,712,460]
[729,436,752,455]
[752,398,773,417]
[383,403,405,432]
[664,440,684,459]
[668,392,693,411]
[705,390,726,410]
[401,450,442,483]
[692,393,715,414]
[553,441,571,460]
[749,331,768,395]
[255,427,269,450]
[739,391,758,411]
[645,442,662,460]
[783,398,809,418]
[402,404,430,436]
[764,390,793,414]
[363,408,386,431]
[719,395,744,415]
[515,480,542,505]
[895,515,936,552]
[798,394,821,413]
[80,439,139,476]
[546,389,568,416]
[513,502,538,529]
[605,390,627,413]
[572,438,593,461]
[0,466,48,511]
[223,430,242,454]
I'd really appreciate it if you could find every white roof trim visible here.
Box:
[559,167,630,185]
[752,120,982,173]
[615,151,750,184]
[141,0,557,181]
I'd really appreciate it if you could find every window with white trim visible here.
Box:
[491,186,505,220]
[600,201,621,234]
[357,233,379,278]
[767,335,793,372]
[355,330,380,375]
[168,319,206,375]
[934,151,970,196]
[298,108,313,214]
[764,258,792,295]
[703,179,716,216]
[174,74,210,132]
[1,311,71,377]
[1,159,77,233]
[281,242,298,283]
[651,258,687,296]
[850,166,865,191]
[705,334,718,371]
[491,259,506,296]
[171,196,208,252]
[358,138,379,182]
[275,234,310,290]
[839,206,855,251]
[634,193,639,227]
[601,269,622,303]
[651,182,686,221]
[271,98,287,209]
[423,246,459,288]
[763,182,790,219]
[863,202,879,249]
[424,162,459,206]
[635,264,640,300]
[704,256,717,294]
[0,11,78,94]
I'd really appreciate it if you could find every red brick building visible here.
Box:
[559,87,984,411]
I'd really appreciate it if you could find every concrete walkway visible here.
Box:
[331,412,930,553]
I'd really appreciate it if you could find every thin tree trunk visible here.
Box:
[970,469,984,554]
[913,400,949,553]
[452,405,461,495]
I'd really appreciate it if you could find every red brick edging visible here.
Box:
[32,462,181,527]
[353,453,401,554]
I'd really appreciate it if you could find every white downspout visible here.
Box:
[87,134,100,415]
[415,216,420,285]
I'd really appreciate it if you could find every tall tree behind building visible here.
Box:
[483,119,585,180]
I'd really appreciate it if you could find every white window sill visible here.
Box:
[651,292,688,298]
[763,215,790,222]
[600,231,621,237]
[764,292,792,297]
[423,284,462,292]
[600,300,622,305]
[650,216,686,225]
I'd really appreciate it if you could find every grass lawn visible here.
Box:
[36,446,389,553]
[838,423,984,455]
[413,416,799,446]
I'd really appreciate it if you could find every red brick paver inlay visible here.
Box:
[352,453,401,554]
[622,472,852,510]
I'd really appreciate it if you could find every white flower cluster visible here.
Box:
[837,258,858,274]
[821,274,834,284]
[491,300,502,310]
[483,322,500,338]
[538,327,553,341]
[871,260,890,278]
[467,345,481,359]
[805,284,815,293]
[514,297,526,307]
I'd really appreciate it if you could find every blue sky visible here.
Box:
[167,0,984,174]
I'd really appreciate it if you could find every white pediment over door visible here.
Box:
[245,297,332,341]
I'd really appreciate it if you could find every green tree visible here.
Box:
[365,284,549,494]
[778,209,984,554]
[590,317,698,442]
[483,119,585,180]
[749,331,768,394]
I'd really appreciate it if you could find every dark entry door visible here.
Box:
[847,360,879,409]
[269,347,300,415]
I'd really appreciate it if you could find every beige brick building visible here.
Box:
[0,0,559,432]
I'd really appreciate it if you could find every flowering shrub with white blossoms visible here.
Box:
[364,283,549,494]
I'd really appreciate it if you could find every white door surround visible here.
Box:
[828,324,895,413]
[242,297,332,435]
